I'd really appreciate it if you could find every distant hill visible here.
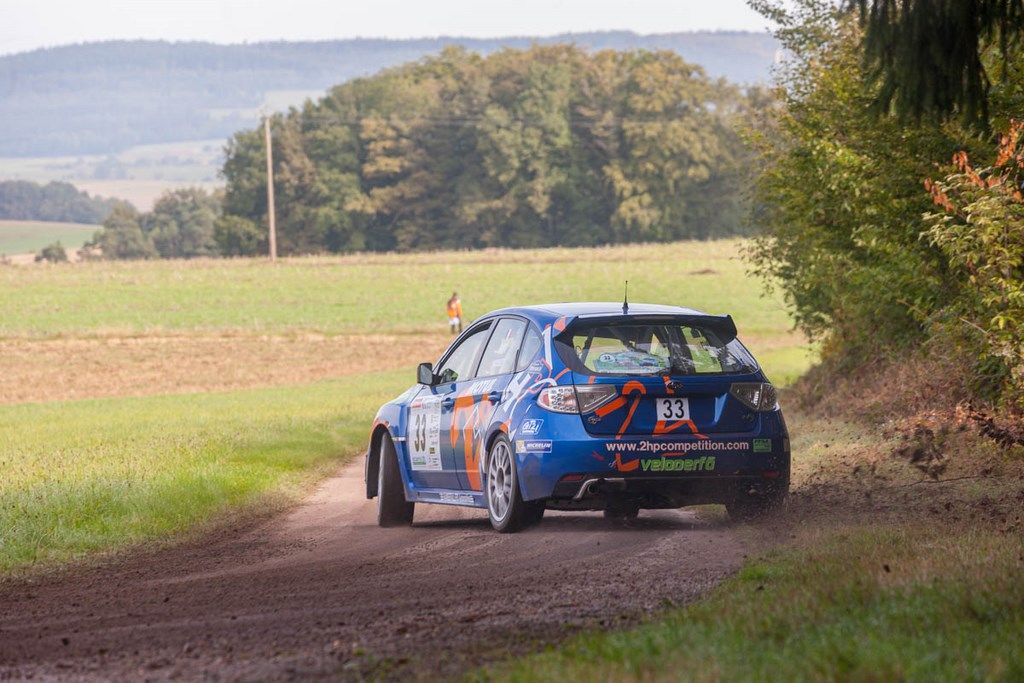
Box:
[0,32,778,158]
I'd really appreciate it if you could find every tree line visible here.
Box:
[90,189,222,259]
[216,46,765,253]
[0,180,122,224]
[95,46,766,257]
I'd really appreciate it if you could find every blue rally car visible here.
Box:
[365,303,790,532]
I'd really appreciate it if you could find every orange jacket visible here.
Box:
[447,299,463,317]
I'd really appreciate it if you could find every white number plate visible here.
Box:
[656,397,690,421]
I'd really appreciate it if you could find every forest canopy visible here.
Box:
[219,46,766,254]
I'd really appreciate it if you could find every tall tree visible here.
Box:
[853,0,1024,124]
[94,204,156,259]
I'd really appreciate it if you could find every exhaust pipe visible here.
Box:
[573,477,627,501]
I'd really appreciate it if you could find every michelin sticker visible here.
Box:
[520,419,543,435]
[516,439,553,454]
[408,396,442,470]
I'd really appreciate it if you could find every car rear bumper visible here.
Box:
[513,408,790,503]
[543,472,788,510]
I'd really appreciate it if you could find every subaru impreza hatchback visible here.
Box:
[365,303,790,532]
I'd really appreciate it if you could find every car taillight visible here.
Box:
[730,382,779,411]
[537,386,578,413]
[537,385,617,414]
[574,384,617,413]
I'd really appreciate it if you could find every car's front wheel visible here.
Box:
[377,433,414,527]
[485,435,543,533]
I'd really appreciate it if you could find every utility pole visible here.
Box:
[264,116,278,262]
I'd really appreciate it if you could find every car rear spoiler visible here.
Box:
[560,313,738,344]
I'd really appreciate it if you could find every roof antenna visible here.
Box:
[622,280,629,315]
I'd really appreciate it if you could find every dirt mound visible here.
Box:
[778,349,1024,537]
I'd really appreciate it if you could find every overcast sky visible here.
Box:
[1,0,772,55]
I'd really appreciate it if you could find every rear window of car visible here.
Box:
[557,322,757,376]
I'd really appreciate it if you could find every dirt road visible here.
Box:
[0,461,745,680]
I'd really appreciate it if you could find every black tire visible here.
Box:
[725,482,787,522]
[603,502,640,522]
[377,433,414,527]
[485,435,539,533]
[522,501,546,528]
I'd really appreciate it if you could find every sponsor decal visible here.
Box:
[516,439,553,454]
[408,396,443,470]
[753,438,772,453]
[605,440,750,454]
[466,378,497,395]
[520,418,544,436]
[438,491,476,505]
[640,456,716,472]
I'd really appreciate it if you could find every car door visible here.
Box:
[452,317,528,491]
[407,321,493,490]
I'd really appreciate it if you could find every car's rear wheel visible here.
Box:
[603,501,640,522]
[377,433,414,527]
[485,435,542,532]
[725,482,787,522]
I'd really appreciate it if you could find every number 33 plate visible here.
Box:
[656,397,690,421]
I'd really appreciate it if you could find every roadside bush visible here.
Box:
[748,0,1024,415]
[924,122,1024,408]
[747,4,979,363]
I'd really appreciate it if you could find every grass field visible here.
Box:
[0,240,809,385]
[0,241,784,334]
[0,220,98,255]
[0,370,409,573]
[0,239,811,574]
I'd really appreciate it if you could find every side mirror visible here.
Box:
[417,362,436,385]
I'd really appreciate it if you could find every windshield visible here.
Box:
[557,322,757,376]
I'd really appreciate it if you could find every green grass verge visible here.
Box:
[0,220,98,255]
[0,369,409,574]
[483,524,1024,682]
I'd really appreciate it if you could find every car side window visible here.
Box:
[435,323,492,384]
[477,318,527,377]
[516,324,543,372]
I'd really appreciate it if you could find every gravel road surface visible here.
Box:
[0,461,745,680]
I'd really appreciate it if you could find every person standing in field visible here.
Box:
[447,292,463,334]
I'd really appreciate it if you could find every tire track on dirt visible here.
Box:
[0,461,744,680]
